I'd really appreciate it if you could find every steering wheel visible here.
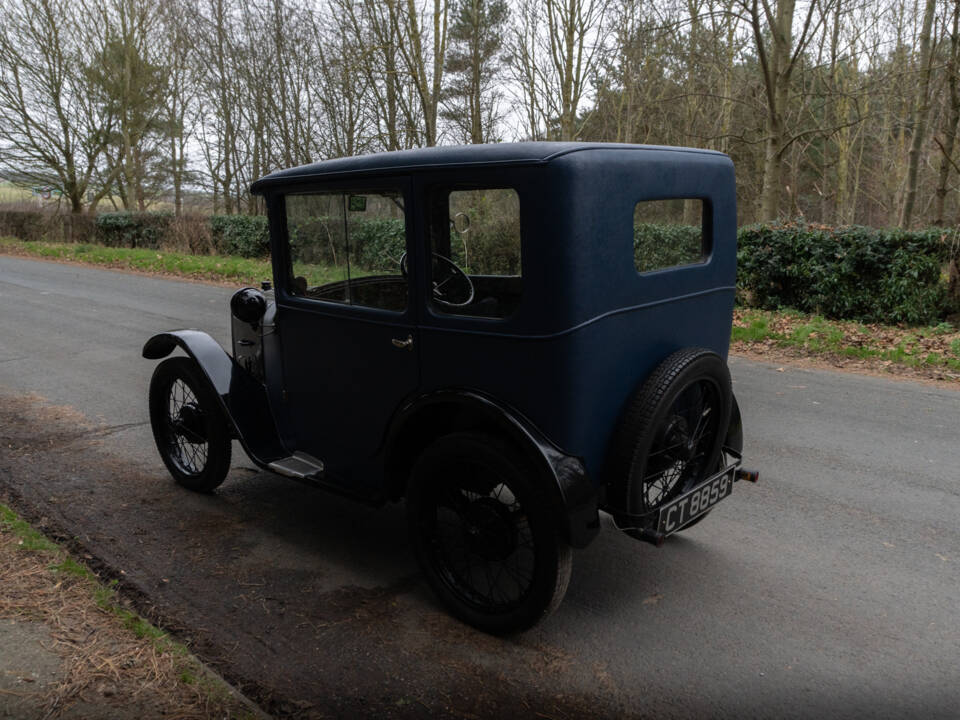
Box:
[399,252,475,307]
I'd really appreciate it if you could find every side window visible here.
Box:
[633,199,707,274]
[285,190,407,312]
[427,186,521,319]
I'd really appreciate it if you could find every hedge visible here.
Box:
[4,207,960,326]
[737,222,960,325]
[0,210,95,243]
[96,212,173,249]
[634,223,702,272]
[210,214,270,257]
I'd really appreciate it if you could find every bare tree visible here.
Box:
[509,0,608,140]
[742,0,828,220]
[899,0,938,227]
[192,0,243,213]
[933,0,959,227]
[0,0,116,213]
[314,7,375,158]
[159,1,198,216]
[394,0,450,145]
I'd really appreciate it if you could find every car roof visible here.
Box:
[249,142,728,192]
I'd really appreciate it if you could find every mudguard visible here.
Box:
[142,330,288,466]
[385,390,601,549]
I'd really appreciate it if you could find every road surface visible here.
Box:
[1,255,957,718]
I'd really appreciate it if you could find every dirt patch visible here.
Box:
[0,391,621,720]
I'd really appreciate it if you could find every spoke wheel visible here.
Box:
[407,433,571,634]
[149,357,231,492]
[608,348,732,526]
[639,378,723,511]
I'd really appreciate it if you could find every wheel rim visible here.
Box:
[422,464,537,613]
[640,378,722,511]
[162,378,209,477]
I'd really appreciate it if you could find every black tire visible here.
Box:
[608,348,732,523]
[675,393,743,533]
[406,433,572,634]
[148,357,232,492]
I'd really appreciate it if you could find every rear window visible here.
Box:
[633,199,707,273]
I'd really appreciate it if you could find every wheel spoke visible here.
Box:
[424,462,538,611]
[638,379,723,510]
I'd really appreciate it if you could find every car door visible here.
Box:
[274,179,420,485]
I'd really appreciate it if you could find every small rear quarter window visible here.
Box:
[633,199,707,273]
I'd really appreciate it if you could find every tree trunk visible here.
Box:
[899,0,937,228]
[934,1,960,227]
[753,0,798,222]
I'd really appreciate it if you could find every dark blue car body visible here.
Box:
[144,142,749,632]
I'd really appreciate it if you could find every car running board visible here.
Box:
[267,452,325,480]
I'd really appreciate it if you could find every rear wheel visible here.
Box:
[676,394,743,532]
[609,349,732,528]
[148,357,232,492]
[406,433,571,634]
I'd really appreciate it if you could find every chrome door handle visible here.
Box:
[391,334,413,350]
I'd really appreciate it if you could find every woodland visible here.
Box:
[0,0,958,228]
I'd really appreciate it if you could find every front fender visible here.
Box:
[143,330,234,395]
[143,330,287,466]
[385,390,601,549]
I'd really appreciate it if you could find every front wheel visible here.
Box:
[148,357,232,492]
[406,433,571,634]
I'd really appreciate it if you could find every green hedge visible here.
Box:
[288,216,406,269]
[94,212,270,257]
[634,223,702,272]
[209,214,270,257]
[737,222,959,325]
[353,218,406,270]
[96,212,173,249]
[6,207,957,326]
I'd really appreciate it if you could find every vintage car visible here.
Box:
[143,142,757,634]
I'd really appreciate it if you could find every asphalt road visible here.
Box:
[1,255,958,719]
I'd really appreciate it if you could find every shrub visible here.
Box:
[0,210,55,242]
[0,210,97,243]
[737,222,958,325]
[166,214,214,254]
[634,223,702,272]
[63,213,95,243]
[287,216,336,265]
[354,218,406,270]
[96,212,173,249]
[209,214,270,257]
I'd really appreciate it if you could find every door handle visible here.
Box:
[391,334,414,350]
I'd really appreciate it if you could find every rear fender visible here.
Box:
[724,392,743,455]
[385,390,601,549]
[143,330,287,466]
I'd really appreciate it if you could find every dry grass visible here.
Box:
[0,505,258,719]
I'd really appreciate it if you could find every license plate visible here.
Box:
[657,465,735,535]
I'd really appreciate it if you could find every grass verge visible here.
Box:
[0,236,276,286]
[0,501,259,719]
[0,236,358,286]
[733,308,960,375]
